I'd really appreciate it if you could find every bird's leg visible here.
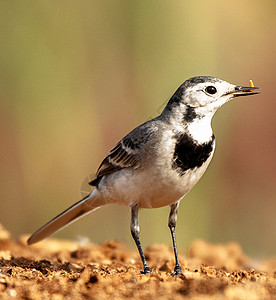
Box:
[130,204,152,274]
[168,201,182,276]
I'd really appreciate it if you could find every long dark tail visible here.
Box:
[27,189,103,245]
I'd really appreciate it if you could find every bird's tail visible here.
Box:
[27,189,104,245]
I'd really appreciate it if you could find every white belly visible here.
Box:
[97,151,214,209]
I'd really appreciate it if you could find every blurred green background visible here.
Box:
[0,1,275,258]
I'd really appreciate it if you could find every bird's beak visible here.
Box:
[226,85,260,97]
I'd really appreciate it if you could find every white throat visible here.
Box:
[187,116,213,144]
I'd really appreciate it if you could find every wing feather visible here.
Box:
[89,125,155,186]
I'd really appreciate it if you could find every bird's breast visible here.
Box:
[172,133,215,176]
[97,128,215,209]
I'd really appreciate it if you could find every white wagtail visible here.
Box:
[28,76,260,275]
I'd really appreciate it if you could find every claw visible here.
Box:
[171,265,182,276]
[141,265,152,274]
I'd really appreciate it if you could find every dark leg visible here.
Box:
[168,201,182,276]
[131,204,152,274]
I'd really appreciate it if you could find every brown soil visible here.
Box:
[0,224,275,299]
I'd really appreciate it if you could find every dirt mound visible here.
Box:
[0,224,275,299]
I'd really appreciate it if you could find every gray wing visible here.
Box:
[89,123,156,186]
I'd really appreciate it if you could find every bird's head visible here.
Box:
[164,76,260,121]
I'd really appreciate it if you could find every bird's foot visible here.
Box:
[171,265,182,276]
[140,265,152,274]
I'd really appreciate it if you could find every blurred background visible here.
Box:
[0,1,275,258]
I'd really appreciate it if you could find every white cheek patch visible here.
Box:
[184,86,216,107]
[185,81,237,113]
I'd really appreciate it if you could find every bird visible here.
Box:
[27,76,260,275]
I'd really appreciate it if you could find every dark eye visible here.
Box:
[205,86,217,95]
